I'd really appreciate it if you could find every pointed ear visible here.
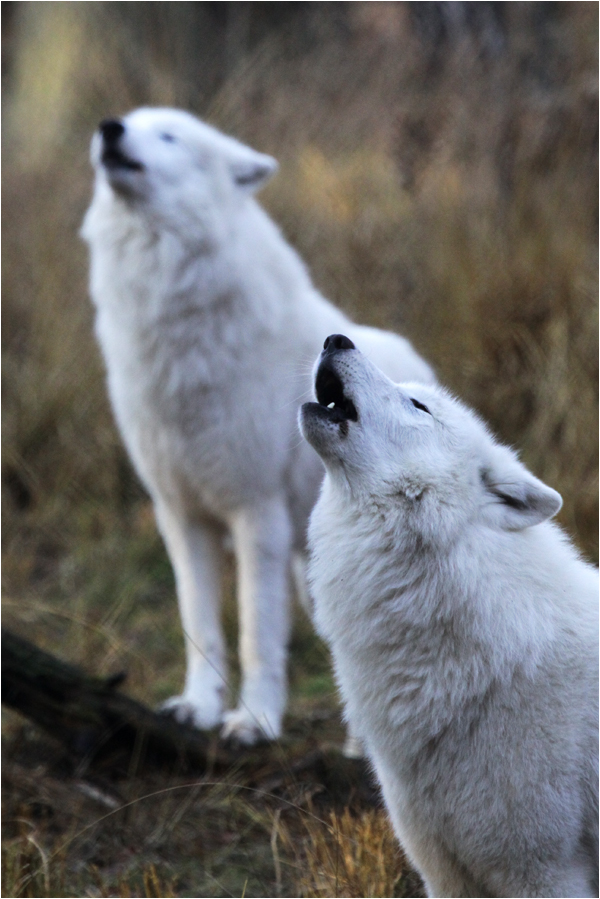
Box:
[480,446,562,531]
[229,150,278,193]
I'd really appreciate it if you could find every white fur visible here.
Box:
[81,107,435,745]
[300,343,598,897]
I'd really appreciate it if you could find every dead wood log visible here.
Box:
[1,628,376,804]
[1,627,225,771]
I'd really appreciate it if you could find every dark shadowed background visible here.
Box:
[2,3,598,897]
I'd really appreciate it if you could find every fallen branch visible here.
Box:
[1,628,376,804]
[1,627,223,770]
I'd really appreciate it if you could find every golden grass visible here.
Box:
[282,807,424,898]
[2,839,176,899]
[3,4,597,568]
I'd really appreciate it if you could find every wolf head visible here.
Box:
[300,335,562,538]
[88,107,278,227]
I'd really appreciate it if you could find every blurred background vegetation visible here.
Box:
[2,3,598,897]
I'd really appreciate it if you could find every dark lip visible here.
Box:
[101,146,143,172]
[314,361,358,423]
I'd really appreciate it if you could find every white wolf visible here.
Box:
[300,334,598,898]
[81,107,435,745]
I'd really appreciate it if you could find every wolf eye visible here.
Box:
[160,133,176,143]
[410,398,431,415]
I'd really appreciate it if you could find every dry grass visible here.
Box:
[4,3,596,569]
[2,840,176,899]
[281,807,424,898]
[2,3,598,897]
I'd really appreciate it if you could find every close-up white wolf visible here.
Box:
[300,334,599,898]
[81,107,435,745]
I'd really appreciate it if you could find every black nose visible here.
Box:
[323,334,356,353]
[99,119,124,143]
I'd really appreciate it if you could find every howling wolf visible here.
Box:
[81,108,435,745]
[301,334,598,898]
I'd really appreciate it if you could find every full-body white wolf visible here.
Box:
[81,107,435,745]
[300,335,598,898]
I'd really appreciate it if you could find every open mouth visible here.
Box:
[101,146,143,172]
[315,363,358,423]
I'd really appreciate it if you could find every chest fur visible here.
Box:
[91,250,297,509]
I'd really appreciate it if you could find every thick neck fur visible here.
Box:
[81,184,321,423]
[309,477,593,756]
[83,183,304,331]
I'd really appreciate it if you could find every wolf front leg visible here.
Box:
[222,495,293,745]
[155,502,228,730]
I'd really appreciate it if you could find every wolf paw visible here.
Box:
[159,693,222,731]
[220,708,280,746]
[342,733,365,759]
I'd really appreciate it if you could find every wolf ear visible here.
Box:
[229,150,278,193]
[480,446,562,531]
